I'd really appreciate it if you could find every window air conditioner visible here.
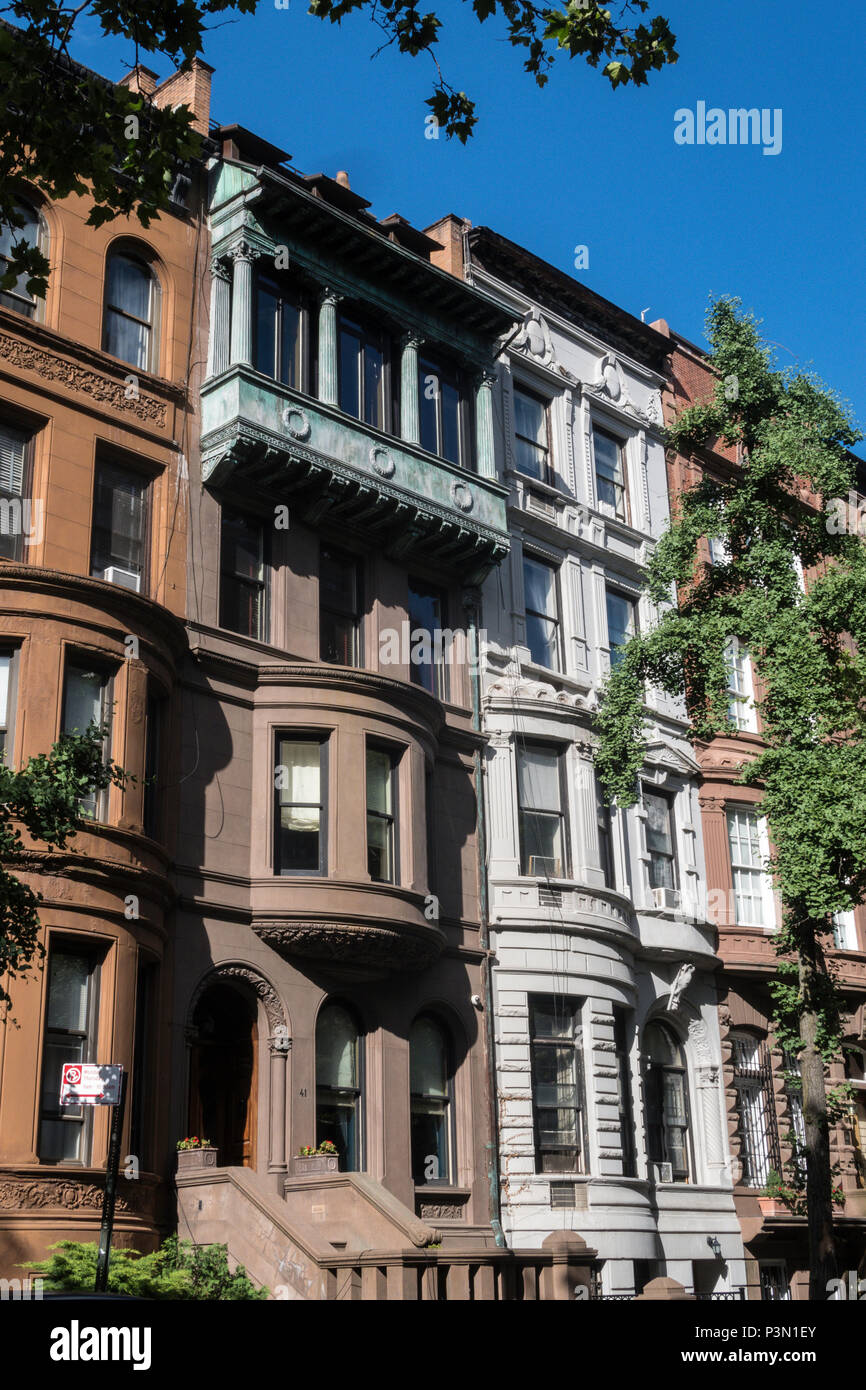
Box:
[652,1162,673,1184]
[103,565,141,593]
[529,856,563,879]
[651,886,681,911]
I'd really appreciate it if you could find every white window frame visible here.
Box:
[832,909,858,950]
[724,637,757,733]
[726,806,775,928]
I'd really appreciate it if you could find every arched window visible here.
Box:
[644,1021,690,1182]
[315,1002,362,1170]
[103,249,158,371]
[410,1015,453,1185]
[0,201,43,318]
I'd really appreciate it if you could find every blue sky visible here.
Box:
[71,0,866,451]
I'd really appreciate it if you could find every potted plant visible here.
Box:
[176,1136,218,1172]
[291,1140,339,1176]
[757,1167,804,1218]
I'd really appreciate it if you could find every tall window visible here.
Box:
[523,554,560,670]
[90,461,148,592]
[408,578,447,699]
[724,637,757,732]
[254,275,302,387]
[275,736,326,874]
[595,772,615,887]
[518,744,567,878]
[513,385,551,483]
[410,1015,453,1184]
[833,910,858,950]
[366,745,397,883]
[0,421,32,563]
[781,1049,807,1181]
[644,1022,689,1182]
[103,251,156,371]
[614,1009,636,1177]
[529,995,587,1174]
[726,809,769,926]
[0,651,14,762]
[731,1032,777,1187]
[63,663,112,820]
[339,315,386,431]
[38,944,101,1162]
[219,509,267,641]
[593,427,628,521]
[0,201,41,317]
[320,547,361,666]
[418,356,464,466]
[606,587,636,669]
[643,788,677,891]
[316,1003,362,1170]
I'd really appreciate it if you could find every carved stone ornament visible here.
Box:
[450,480,474,512]
[0,1175,147,1214]
[0,330,168,427]
[417,1196,467,1221]
[282,405,312,441]
[668,962,695,1013]
[253,919,443,973]
[369,445,396,478]
[187,962,287,1034]
[511,309,555,367]
[486,675,585,709]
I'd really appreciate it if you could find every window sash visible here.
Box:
[524,555,560,669]
[219,509,266,641]
[408,579,447,699]
[726,809,768,925]
[724,637,756,730]
[418,358,463,466]
[518,746,567,877]
[339,317,386,431]
[103,255,153,370]
[594,429,627,520]
[320,547,361,666]
[63,665,112,821]
[644,789,677,890]
[530,996,586,1173]
[366,747,396,883]
[0,203,40,315]
[595,775,615,886]
[38,946,100,1163]
[275,737,326,874]
[254,277,302,388]
[90,461,148,586]
[410,1018,453,1184]
[606,588,636,668]
[513,386,550,482]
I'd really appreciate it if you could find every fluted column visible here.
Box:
[475,368,497,477]
[207,257,231,377]
[400,333,423,444]
[268,1032,289,1172]
[317,288,342,406]
[228,241,259,367]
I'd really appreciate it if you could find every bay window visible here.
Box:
[339,314,387,431]
[530,995,587,1173]
[518,743,568,878]
[366,745,397,884]
[418,355,465,467]
[63,662,112,821]
[275,736,327,874]
[254,274,302,387]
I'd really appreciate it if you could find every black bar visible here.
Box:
[94,1069,126,1293]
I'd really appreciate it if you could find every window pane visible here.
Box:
[316,1005,358,1088]
[280,300,301,388]
[320,548,357,618]
[364,341,384,429]
[104,309,149,370]
[644,791,672,855]
[63,667,105,735]
[91,462,146,583]
[339,327,360,419]
[46,952,90,1031]
[523,556,556,617]
[411,1018,448,1098]
[277,739,321,871]
[606,589,635,664]
[0,203,39,312]
[254,282,278,377]
[408,580,445,696]
[441,379,460,465]
[107,254,151,323]
[366,748,392,815]
[520,811,564,875]
[418,363,439,455]
[517,747,561,811]
[514,389,548,480]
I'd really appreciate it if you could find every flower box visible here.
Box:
[757,1196,789,1219]
[292,1153,339,1176]
[177,1145,218,1172]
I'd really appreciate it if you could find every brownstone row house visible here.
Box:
[655,321,866,1298]
[0,43,595,1298]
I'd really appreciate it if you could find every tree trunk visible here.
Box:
[799,929,838,1299]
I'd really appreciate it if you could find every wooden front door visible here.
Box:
[190,983,258,1167]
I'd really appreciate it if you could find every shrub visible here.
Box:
[24,1236,268,1300]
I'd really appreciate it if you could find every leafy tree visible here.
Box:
[594,296,864,1298]
[0,723,126,1010]
[0,0,677,297]
[26,1236,268,1299]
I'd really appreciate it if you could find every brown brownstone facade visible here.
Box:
[0,52,210,1274]
[655,320,866,1298]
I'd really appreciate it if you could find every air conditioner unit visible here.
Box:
[652,1162,673,1184]
[103,565,141,593]
[529,856,563,879]
[651,886,681,911]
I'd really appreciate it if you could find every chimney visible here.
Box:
[423,214,470,279]
[335,170,350,189]
[119,65,159,98]
[152,57,215,137]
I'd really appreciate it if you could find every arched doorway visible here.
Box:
[189,982,258,1167]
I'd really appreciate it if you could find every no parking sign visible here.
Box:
[59,1062,123,1106]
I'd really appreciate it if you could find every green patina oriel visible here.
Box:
[203,158,512,580]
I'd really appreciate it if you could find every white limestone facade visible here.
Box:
[466,229,746,1296]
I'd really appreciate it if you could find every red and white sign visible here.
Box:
[60,1062,123,1106]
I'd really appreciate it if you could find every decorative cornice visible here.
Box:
[253,918,444,973]
[0,565,189,659]
[0,1170,157,1215]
